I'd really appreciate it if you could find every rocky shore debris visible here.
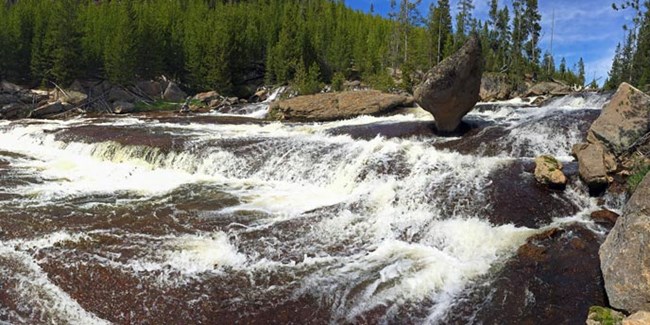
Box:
[414,33,483,133]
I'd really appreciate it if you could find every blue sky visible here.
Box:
[348,0,633,84]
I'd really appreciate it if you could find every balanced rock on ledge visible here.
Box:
[414,34,483,133]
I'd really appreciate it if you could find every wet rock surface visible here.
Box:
[446,225,607,325]
[486,160,580,228]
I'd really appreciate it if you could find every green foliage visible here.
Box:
[0,0,595,95]
[366,71,396,93]
[331,72,346,92]
[588,306,624,325]
[293,62,322,95]
[628,162,650,193]
[608,2,650,89]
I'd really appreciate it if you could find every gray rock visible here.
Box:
[31,101,65,118]
[600,172,650,313]
[0,103,30,119]
[0,94,19,106]
[587,82,650,156]
[480,72,514,102]
[163,82,187,102]
[135,80,163,99]
[108,87,135,103]
[414,34,483,133]
[113,101,135,114]
[0,80,23,93]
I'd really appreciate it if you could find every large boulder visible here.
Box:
[572,143,615,194]
[480,72,514,102]
[534,155,567,189]
[600,172,650,313]
[269,90,414,122]
[414,34,483,133]
[163,82,187,102]
[587,83,650,156]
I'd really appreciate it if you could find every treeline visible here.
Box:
[0,0,587,97]
[606,0,650,90]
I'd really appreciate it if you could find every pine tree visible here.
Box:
[577,57,586,86]
[455,0,474,48]
[103,1,137,85]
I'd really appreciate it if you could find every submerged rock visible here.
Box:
[534,155,567,189]
[446,225,606,324]
[268,90,413,122]
[588,83,650,156]
[414,34,483,133]
[600,172,650,313]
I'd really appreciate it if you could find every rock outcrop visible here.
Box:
[573,83,650,193]
[480,72,514,102]
[534,155,567,189]
[587,82,650,156]
[268,90,414,122]
[524,81,572,97]
[414,34,483,133]
[600,172,650,313]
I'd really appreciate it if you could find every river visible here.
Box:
[0,93,621,324]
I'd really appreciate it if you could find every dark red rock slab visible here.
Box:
[590,209,619,228]
[54,125,187,153]
[445,225,607,325]
[486,160,580,228]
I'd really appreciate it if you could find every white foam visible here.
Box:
[0,233,109,324]
[127,232,246,278]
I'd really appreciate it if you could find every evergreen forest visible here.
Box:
[605,0,650,90]
[0,0,590,97]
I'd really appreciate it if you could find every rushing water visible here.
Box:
[0,93,616,324]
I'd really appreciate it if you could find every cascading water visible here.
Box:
[0,93,618,324]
